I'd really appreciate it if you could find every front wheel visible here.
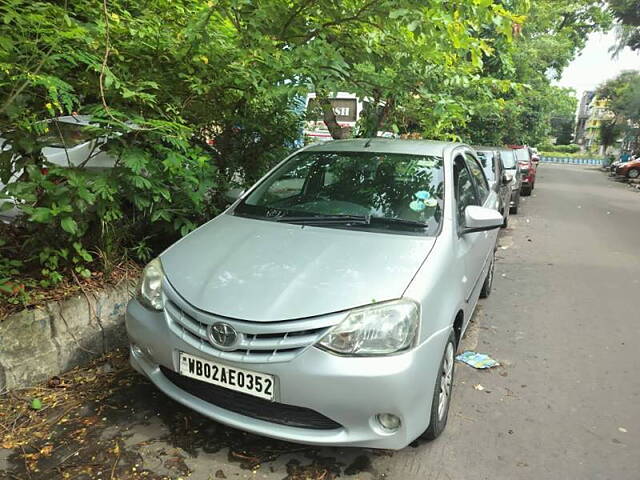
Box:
[420,332,456,441]
[628,168,640,179]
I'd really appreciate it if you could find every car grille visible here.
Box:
[160,366,342,430]
[163,282,340,364]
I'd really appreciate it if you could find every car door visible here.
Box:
[453,153,485,306]
[462,152,498,303]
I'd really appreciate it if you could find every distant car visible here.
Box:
[615,157,640,179]
[0,115,115,221]
[510,146,536,196]
[498,149,521,214]
[610,154,633,176]
[474,147,514,227]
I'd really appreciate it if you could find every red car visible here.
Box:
[616,158,640,179]
[509,146,537,196]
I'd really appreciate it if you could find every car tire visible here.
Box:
[521,185,532,196]
[420,331,456,441]
[627,168,640,179]
[510,201,519,214]
[501,211,508,229]
[479,252,495,299]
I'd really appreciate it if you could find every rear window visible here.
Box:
[500,150,517,169]
[513,148,530,162]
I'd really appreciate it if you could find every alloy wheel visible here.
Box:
[437,342,454,421]
[629,169,639,179]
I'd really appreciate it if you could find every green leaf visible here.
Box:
[60,217,78,235]
[31,398,42,410]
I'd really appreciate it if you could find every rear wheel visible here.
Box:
[479,252,495,299]
[628,168,640,179]
[501,211,508,228]
[421,332,456,441]
[521,185,532,196]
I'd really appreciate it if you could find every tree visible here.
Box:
[609,0,640,53]
[597,70,640,152]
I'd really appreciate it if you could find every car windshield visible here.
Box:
[476,151,496,181]
[39,121,94,148]
[513,148,530,162]
[235,150,444,235]
[500,150,517,169]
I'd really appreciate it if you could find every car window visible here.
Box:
[475,151,494,182]
[513,148,530,162]
[454,156,479,225]
[237,151,445,235]
[500,150,517,169]
[464,153,490,202]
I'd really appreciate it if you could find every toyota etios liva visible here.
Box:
[126,139,502,450]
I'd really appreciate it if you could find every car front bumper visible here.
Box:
[125,299,449,450]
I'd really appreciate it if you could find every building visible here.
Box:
[583,95,616,154]
[574,90,595,147]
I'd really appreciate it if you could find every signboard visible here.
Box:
[307,98,358,123]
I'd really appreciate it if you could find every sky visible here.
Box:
[555,30,639,100]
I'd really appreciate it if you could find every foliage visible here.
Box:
[540,151,604,158]
[0,0,614,311]
[609,0,640,53]
[597,70,640,151]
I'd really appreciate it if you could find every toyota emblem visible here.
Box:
[207,322,238,348]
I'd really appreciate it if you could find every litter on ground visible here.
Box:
[456,351,500,369]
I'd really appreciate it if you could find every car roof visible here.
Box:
[472,145,500,152]
[304,138,466,157]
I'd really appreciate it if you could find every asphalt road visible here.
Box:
[1,164,639,480]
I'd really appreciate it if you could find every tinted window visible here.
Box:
[237,151,445,235]
[500,150,517,169]
[454,156,479,225]
[464,153,490,202]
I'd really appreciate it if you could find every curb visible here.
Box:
[0,281,135,392]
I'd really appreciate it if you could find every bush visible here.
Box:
[540,151,605,159]
[548,144,580,153]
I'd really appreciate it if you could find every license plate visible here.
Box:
[178,352,275,400]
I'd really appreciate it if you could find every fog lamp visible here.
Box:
[376,413,401,431]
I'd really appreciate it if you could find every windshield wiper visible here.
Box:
[368,217,428,229]
[274,214,369,225]
[275,214,428,230]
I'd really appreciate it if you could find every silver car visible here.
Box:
[126,139,502,449]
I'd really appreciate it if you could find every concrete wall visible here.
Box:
[0,281,135,392]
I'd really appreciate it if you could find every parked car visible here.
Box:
[510,146,536,196]
[615,157,640,179]
[0,115,115,221]
[473,146,514,227]
[126,139,503,450]
[499,148,522,214]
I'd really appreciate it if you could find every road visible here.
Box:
[1,164,639,480]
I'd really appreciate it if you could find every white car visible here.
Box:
[0,115,115,221]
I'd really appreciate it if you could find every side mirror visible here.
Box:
[224,187,245,202]
[462,206,503,235]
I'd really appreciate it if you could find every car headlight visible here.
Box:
[317,299,419,356]
[137,257,165,311]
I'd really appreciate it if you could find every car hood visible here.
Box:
[161,214,435,321]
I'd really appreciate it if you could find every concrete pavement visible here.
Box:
[1,164,639,480]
